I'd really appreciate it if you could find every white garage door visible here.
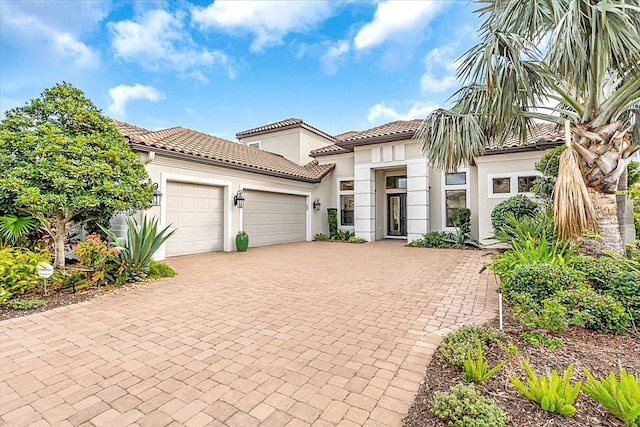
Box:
[165,181,224,257]
[243,190,306,247]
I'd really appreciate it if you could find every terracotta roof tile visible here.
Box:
[309,144,351,157]
[117,122,333,183]
[112,119,152,137]
[236,118,336,142]
[336,119,424,145]
[484,123,563,154]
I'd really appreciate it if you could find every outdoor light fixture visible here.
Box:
[313,198,321,211]
[152,183,163,207]
[234,189,245,208]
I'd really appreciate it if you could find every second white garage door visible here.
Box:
[243,190,306,247]
[165,181,224,257]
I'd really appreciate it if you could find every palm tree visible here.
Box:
[415,0,639,254]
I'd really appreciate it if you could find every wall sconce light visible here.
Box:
[313,198,321,211]
[152,183,163,207]
[234,189,245,208]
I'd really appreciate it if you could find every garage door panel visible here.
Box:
[165,181,224,257]
[243,190,306,247]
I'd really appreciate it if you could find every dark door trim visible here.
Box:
[387,193,407,236]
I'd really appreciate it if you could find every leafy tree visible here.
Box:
[415,0,640,254]
[0,82,154,268]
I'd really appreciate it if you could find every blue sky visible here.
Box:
[1,0,480,141]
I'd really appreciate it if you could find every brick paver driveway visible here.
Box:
[1,241,498,426]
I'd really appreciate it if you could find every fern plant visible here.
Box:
[582,367,640,427]
[463,341,507,384]
[510,361,582,417]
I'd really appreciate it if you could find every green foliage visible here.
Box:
[236,230,247,236]
[512,294,569,333]
[628,161,640,188]
[486,234,579,279]
[0,247,50,303]
[521,329,564,350]
[455,208,471,235]
[336,230,355,241]
[75,233,121,286]
[463,342,506,384]
[0,215,38,246]
[532,146,564,205]
[430,383,510,427]
[0,83,154,267]
[148,260,176,279]
[409,232,452,248]
[582,367,640,427]
[492,211,555,246]
[510,361,582,417]
[438,325,504,369]
[100,215,176,280]
[444,228,481,248]
[348,236,366,243]
[491,195,540,234]
[7,298,46,310]
[314,233,329,241]
[555,286,630,334]
[327,208,338,239]
[502,263,583,304]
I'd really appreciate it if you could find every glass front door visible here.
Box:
[387,194,406,236]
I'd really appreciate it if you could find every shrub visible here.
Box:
[438,325,504,369]
[510,361,582,417]
[7,298,46,310]
[0,247,50,303]
[555,286,630,334]
[463,342,506,384]
[491,195,540,233]
[327,208,338,239]
[492,211,556,246]
[582,367,640,427]
[502,263,583,304]
[337,230,355,241]
[521,329,564,350]
[455,208,471,235]
[314,233,329,241]
[431,383,510,427]
[348,236,366,243]
[410,232,452,248]
[512,295,569,333]
[75,233,121,287]
[148,261,176,279]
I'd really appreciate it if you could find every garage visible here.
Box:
[164,181,224,257]
[243,190,307,247]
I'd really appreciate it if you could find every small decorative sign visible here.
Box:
[36,262,54,278]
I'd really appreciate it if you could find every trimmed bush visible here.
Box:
[511,293,569,333]
[409,232,452,248]
[438,325,504,369]
[327,208,338,239]
[431,383,510,427]
[502,263,583,303]
[0,247,50,303]
[555,286,630,334]
[148,261,176,279]
[491,195,540,233]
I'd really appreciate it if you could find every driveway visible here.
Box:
[0,241,498,426]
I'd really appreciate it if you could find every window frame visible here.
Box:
[442,168,470,231]
[337,178,355,229]
[248,141,260,149]
[488,171,541,198]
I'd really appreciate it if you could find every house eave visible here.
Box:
[338,131,416,148]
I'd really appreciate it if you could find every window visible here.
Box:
[492,177,511,194]
[518,176,537,193]
[443,169,469,229]
[249,142,260,149]
[338,179,355,227]
[340,195,354,226]
[386,176,407,189]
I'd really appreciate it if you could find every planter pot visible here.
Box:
[235,234,249,252]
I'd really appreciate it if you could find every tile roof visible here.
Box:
[484,123,563,154]
[115,121,334,183]
[336,119,424,146]
[309,144,351,157]
[112,119,152,137]
[236,118,336,142]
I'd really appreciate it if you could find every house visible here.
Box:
[113,118,634,260]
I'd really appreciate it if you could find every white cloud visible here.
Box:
[420,43,460,93]
[192,1,334,52]
[53,33,100,68]
[354,1,446,50]
[108,84,163,117]
[109,9,232,78]
[320,40,350,75]
[367,101,439,124]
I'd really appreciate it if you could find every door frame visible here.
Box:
[386,193,407,237]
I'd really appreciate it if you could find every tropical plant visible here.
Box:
[337,230,355,241]
[74,233,121,287]
[348,236,366,243]
[492,211,556,246]
[555,286,630,334]
[582,367,640,427]
[444,227,481,248]
[100,216,175,280]
[414,0,640,255]
[431,383,510,427]
[327,208,338,239]
[409,231,452,248]
[314,233,329,241]
[0,83,154,268]
[463,342,507,384]
[521,329,564,350]
[490,195,540,234]
[532,146,565,206]
[512,294,570,334]
[502,263,583,303]
[438,324,504,369]
[148,260,176,279]
[510,361,582,417]
[0,215,38,247]
[0,247,50,303]
[455,208,472,235]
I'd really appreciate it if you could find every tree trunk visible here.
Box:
[580,188,625,255]
[616,169,627,241]
[53,219,67,269]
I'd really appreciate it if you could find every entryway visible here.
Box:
[387,193,406,236]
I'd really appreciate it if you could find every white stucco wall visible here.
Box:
[240,128,333,165]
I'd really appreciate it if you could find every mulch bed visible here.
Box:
[404,306,640,427]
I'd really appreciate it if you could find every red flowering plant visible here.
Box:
[74,233,128,286]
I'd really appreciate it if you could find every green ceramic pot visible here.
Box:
[235,234,249,252]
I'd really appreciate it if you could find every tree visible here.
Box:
[415,0,640,254]
[0,82,154,268]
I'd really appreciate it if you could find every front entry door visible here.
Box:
[387,194,406,236]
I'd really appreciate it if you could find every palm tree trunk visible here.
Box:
[581,188,625,255]
[617,169,627,240]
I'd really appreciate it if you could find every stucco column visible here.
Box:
[354,165,375,241]
[406,158,430,243]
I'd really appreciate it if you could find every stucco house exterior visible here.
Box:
[113,118,634,260]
